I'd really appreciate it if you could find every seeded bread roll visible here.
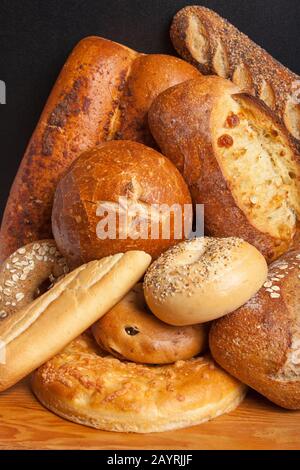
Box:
[0,251,151,392]
[144,237,268,326]
[170,6,300,148]
[210,249,300,410]
[32,333,246,433]
[148,76,300,262]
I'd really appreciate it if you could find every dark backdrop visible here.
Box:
[1,0,300,219]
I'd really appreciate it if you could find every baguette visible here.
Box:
[170,6,300,148]
[210,249,300,410]
[0,250,151,392]
[0,37,199,263]
[148,76,300,262]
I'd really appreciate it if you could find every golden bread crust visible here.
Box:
[32,334,246,433]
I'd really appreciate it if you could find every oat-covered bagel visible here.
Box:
[92,283,207,364]
[144,237,268,326]
[0,240,69,320]
[32,333,246,433]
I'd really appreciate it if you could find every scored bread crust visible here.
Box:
[31,333,246,433]
[0,250,151,392]
[0,37,199,263]
[210,250,300,410]
[170,6,300,147]
[148,76,300,262]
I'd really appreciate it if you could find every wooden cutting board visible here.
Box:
[0,378,299,450]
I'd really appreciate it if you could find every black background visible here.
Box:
[0,0,300,219]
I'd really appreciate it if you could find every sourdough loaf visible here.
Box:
[170,6,300,148]
[210,249,300,409]
[148,76,300,262]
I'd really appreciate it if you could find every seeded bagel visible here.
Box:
[144,237,268,326]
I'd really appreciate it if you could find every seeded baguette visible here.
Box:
[170,6,300,148]
[0,37,199,263]
[210,249,300,409]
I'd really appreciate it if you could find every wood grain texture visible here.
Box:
[0,379,299,450]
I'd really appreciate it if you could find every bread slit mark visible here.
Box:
[284,99,300,140]
[186,15,210,66]
[259,80,276,110]
[212,41,230,78]
[232,64,255,94]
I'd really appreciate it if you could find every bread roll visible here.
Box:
[32,333,246,433]
[148,76,300,262]
[52,141,192,267]
[92,283,207,364]
[0,37,199,263]
[210,249,300,409]
[0,250,151,392]
[144,237,268,326]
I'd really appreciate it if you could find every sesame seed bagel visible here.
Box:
[0,240,69,321]
[143,237,268,326]
[32,333,246,433]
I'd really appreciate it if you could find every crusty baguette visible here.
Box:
[0,250,151,392]
[148,76,300,262]
[210,249,300,410]
[0,37,199,263]
[170,6,300,147]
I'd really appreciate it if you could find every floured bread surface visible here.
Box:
[32,334,246,433]
[214,94,300,242]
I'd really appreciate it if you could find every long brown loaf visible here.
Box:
[170,6,300,147]
[0,37,199,263]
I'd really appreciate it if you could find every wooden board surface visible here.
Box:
[0,378,299,450]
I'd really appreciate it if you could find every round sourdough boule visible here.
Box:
[210,249,300,410]
[31,333,246,433]
[0,250,151,392]
[144,237,268,326]
[52,140,192,267]
[0,240,69,321]
[92,283,207,364]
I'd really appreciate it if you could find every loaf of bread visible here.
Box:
[52,141,192,266]
[0,250,151,392]
[0,37,199,263]
[170,6,300,148]
[210,249,300,410]
[148,76,300,262]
